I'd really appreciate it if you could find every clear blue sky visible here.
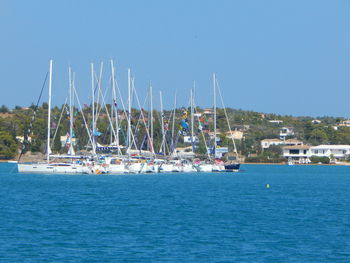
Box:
[1,0,349,117]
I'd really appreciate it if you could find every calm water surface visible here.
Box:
[0,163,350,262]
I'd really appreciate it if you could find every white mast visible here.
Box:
[159,91,165,154]
[95,62,104,131]
[46,59,53,163]
[150,84,154,153]
[96,62,103,118]
[68,67,75,155]
[111,60,120,153]
[110,72,114,145]
[213,73,217,158]
[171,91,177,152]
[190,83,194,152]
[147,85,151,152]
[127,68,131,156]
[91,63,96,154]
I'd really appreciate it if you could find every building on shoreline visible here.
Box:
[282,145,311,164]
[283,144,350,163]
[310,145,350,159]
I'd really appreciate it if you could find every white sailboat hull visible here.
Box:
[182,164,198,173]
[108,164,128,174]
[197,164,213,172]
[159,164,182,173]
[17,163,90,174]
[196,163,227,172]
[128,163,143,173]
[212,164,225,172]
[142,164,159,173]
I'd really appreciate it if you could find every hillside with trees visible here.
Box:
[0,104,349,161]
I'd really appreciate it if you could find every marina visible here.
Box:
[17,60,240,175]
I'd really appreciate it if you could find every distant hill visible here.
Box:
[0,104,349,160]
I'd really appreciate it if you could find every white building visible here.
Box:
[310,145,350,160]
[338,120,350,127]
[225,130,244,140]
[268,120,283,124]
[203,108,213,115]
[284,139,303,146]
[280,127,294,139]
[261,138,304,149]
[261,139,284,149]
[334,120,350,130]
[283,144,350,163]
[283,145,311,164]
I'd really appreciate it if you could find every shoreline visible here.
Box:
[243,162,350,166]
[3,152,350,166]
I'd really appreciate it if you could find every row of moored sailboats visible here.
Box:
[17,60,240,174]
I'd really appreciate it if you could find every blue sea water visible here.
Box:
[1,164,350,262]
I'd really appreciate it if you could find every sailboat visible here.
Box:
[181,86,200,173]
[103,66,155,174]
[196,73,240,173]
[17,60,90,174]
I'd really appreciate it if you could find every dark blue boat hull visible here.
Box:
[224,163,240,172]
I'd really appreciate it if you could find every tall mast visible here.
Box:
[95,62,103,118]
[91,63,96,154]
[147,85,151,152]
[46,59,53,163]
[127,68,131,156]
[190,83,194,152]
[111,60,120,152]
[68,67,75,155]
[110,73,114,145]
[95,62,103,131]
[159,91,165,154]
[110,62,114,145]
[213,73,217,158]
[150,84,153,153]
[171,91,177,152]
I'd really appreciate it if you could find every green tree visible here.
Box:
[263,145,282,158]
[30,138,42,152]
[0,131,17,159]
[0,105,9,113]
[53,128,62,152]
[309,129,328,144]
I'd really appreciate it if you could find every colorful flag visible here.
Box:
[93,130,102,137]
[181,119,189,130]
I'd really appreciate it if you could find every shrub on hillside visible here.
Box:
[310,156,330,164]
[0,131,17,159]
[245,155,285,163]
